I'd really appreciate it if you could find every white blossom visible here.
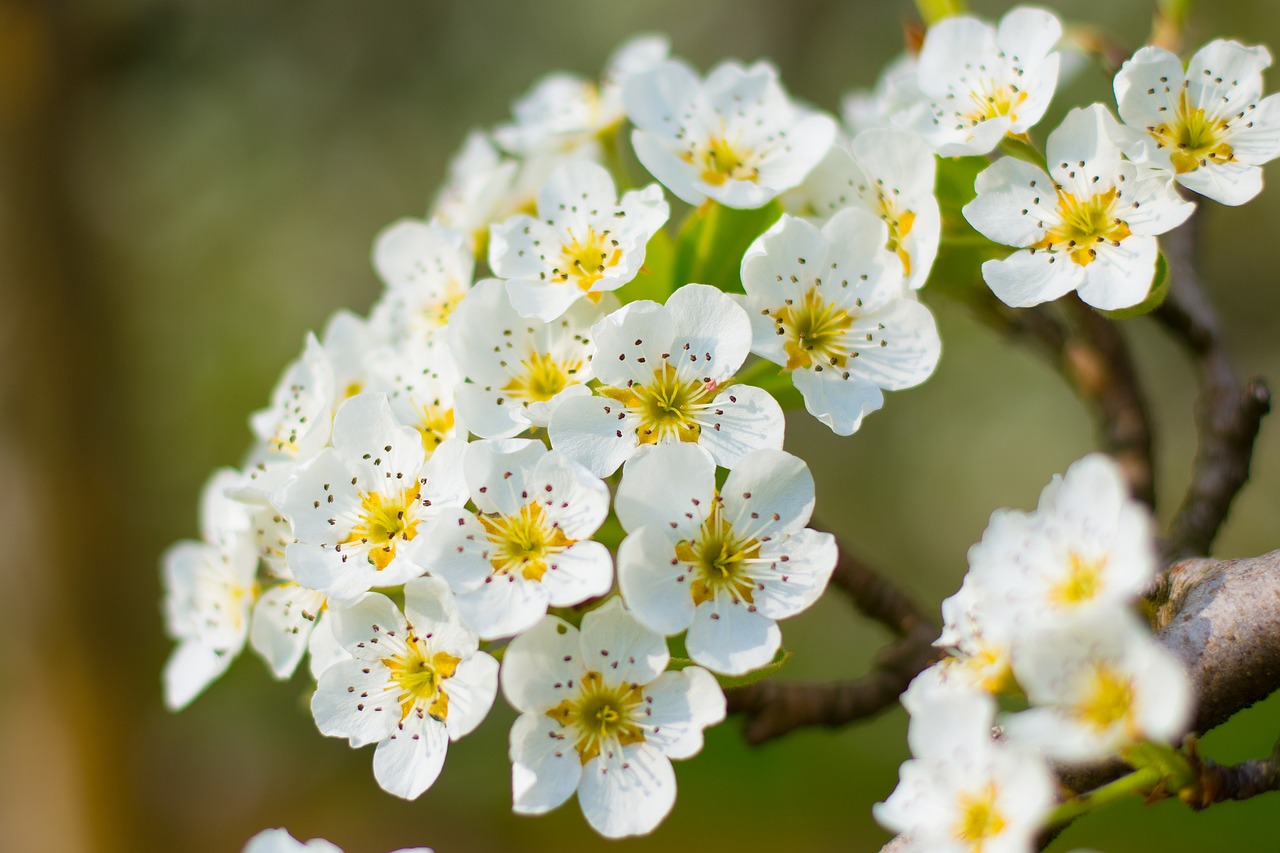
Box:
[311,578,498,800]
[502,599,725,838]
[248,332,336,465]
[549,283,785,477]
[369,219,474,348]
[489,160,668,322]
[964,104,1194,310]
[909,7,1063,155]
[624,59,836,208]
[446,278,601,439]
[842,53,925,135]
[615,443,836,675]
[1114,39,1280,205]
[740,209,941,436]
[421,439,612,639]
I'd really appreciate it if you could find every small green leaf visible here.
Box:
[668,648,793,689]
[618,228,676,304]
[935,155,988,214]
[1100,253,1171,320]
[1121,739,1196,792]
[672,200,783,293]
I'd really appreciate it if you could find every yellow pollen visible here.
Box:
[341,484,422,570]
[598,362,715,445]
[503,351,582,403]
[416,404,455,455]
[772,288,855,371]
[420,279,468,329]
[694,135,759,186]
[1077,665,1136,732]
[385,640,461,721]
[1149,91,1236,174]
[964,80,1028,127]
[675,500,762,606]
[879,196,917,277]
[478,501,574,582]
[342,381,364,400]
[1031,188,1132,267]
[546,671,646,764]
[954,784,1008,849]
[554,226,622,293]
[1051,551,1106,605]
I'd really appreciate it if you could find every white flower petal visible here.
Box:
[443,652,499,740]
[963,158,1055,247]
[698,384,786,468]
[981,249,1085,308]
[163,641,236,711]
[250,584,326,680]
[617,526,697,635]
[372,712,449,800]
[685,598,781,676]
[509,712,584,814]
[751,529,838,621]
[615,442,715,538]
[547,394,638,478]
[501,615,582,714]
[541,540,614,607]
[578,743,677,839]
[639,667,726,759]
[311,659,399,747]
[1076,234,1158,310]
[791,365,884,436]
[720,449,814,539]
[579,598,669,686]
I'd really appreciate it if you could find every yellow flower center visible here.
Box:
[954,784,1008,848]
[768,288,856,371]
[478,501,574,582]
[878,194,917,277]
[674,501,761,606]
[1051,551,1106,605]
[695,135,759,186]
[384,639,461,721]
[546,670,646,764]
[418,279,468,330]
[416,404,455,455]
[503,351,583,403]
[599,362,717,445]
[553,226,622,297]
[1077,665,1136,732]
[1149,91,1236,174]
[963,80,1028,127]
[340,484,423,570]
[1031,188,1133,267]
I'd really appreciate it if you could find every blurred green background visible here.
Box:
[2,0,1279,851]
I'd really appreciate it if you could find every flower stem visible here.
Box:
[1046,765,1164,827]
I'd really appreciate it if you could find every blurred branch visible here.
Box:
[726,541,940,743]
[1184,736,1280,809]
[1154,212,1272,561]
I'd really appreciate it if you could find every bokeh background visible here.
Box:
[2,0,1279,851]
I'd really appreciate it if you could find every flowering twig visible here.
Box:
[1154,213,1272,560]
[1184,736,1280,809]
[825,543,935,638]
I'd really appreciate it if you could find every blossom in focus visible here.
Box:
[422,439,612,639]
[1114,39,1280,205]
[615,443,836,675]
[964,104,1194,309]
[489,160,668,322]
[278,393,468,601]
[549,283,785,476]
[624,59,836,208]
[875,682,1055,853]
[503,599,726,838]
[311,578,498,800]
[369,219,475,348]
[908,6,1063,155]
[446,278,601,439]
[740,209,941,436]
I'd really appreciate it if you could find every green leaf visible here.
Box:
[1100,252,1171,319]
[672,200,783,294]
[1121,740,1196,792]
[935,155,988,214]
[618,228,676,304]
[668,648,793,689]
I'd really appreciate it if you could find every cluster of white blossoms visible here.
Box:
[876,453,1193,852]
[162,7,1268,847]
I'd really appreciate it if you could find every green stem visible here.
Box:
[734,356,782,388]
[689,201,723,284]
[1000,135,1049,171]
[1046,766,1164,827]
[914,0,966,25]
[600,123,634,192]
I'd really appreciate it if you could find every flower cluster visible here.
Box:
[876,453,1193,851]
[161,7,1270,848]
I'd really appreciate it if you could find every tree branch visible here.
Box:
[1184,736,1280,809]
[826,546,934,638]
[1155,213,1272,560]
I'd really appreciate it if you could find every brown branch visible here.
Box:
[1154,213,1272,560]
[726,624,941,745]
[826,545,934,638]
[1184,736,1280,810]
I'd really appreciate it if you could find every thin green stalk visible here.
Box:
[1046,765,1164,827]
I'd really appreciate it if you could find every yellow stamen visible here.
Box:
[1077,665,1136,732]
[1031,188,1132,267]
[478,501,574,582]
[553,227,623,293]
[1051,551,1106,605]
[675,500,761,606]
[385,641,461,721]
[503,351,582,403]
[546,671,646,764]
[599,362,715,445]
[1148,90,1236,174]
[770,288,855,371]
[341,484,423,570]
[954,784,1008,849]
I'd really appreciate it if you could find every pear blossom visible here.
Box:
[549,283,785,477]
[446,278,601,439]
[740,209,941,436]
[1114,39,1280,205]
[278,393,468,602]
[369,219,474,348]
[489,160,668,321]
[796,128,941,290]
[249,332,336,464]
[909,7,1062,156]
[875,683,1055,853]
[964,104,1195,309]
[161,470,259,710]
[311,578,498,799]
[624,59,836,208]
[503,599,726,838]
[842,53,925,135]
[242,828,433,853]
[421,439,612,639]
[366,340,464,457]
[249,582,349,680]
[494,35,670,156]
[615,443,836,675]
[1005,609,1192,762]
[965,454,1158,623]
[932,576,1020,696]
